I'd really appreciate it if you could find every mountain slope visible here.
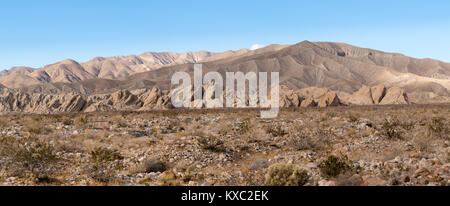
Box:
[4,41,450,103]
[0,51,217,88]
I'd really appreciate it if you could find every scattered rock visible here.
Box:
[249,158,270,170]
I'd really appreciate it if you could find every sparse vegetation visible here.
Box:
[348,114,359,123]
[75,116,88,126]
[88,147,123,183]
[197,135,226,152]
[0,105,449,186]
[380,118,403,140]
[318,155,353,179]
[265,125,287,137]
[158,171,179,186]
[0,136,59,180]
[234,119,251,135]
[62,118,74,126]
[427,118,448,139]
[291,133,323,151]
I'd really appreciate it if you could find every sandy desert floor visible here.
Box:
[0,104,449,186]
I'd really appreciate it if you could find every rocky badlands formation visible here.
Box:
[0,84,410,114]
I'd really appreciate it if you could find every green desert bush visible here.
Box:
[264,163,310,186]
[318,155,353,179]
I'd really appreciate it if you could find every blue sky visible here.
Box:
[1,0,450,70]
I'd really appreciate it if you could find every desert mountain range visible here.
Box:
[0,41,449,113]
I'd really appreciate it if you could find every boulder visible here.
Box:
[300,98,316,108]
[296,87,340,107]
[347,85,374,105]
[318,91,340,107]
[111,89,138,106]
[379,87,409,105]
[143,87,162,107]
[279,86,300,108]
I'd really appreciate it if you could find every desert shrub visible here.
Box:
[0,136,59,179]
[197,135,226,152]
[326,112,338,118]
[180,165,198,183]
[400,121,414,130]
[25,123,53,135]
[109,115,128,128]
[318,155,353,178]
[380,119,403,140]
[348,114,359,123]
[264,163,310,186]
[75,116,88,126]
[427,118,448,139]
[90,147,123,162]
[241,167,265,186]
[412,130,433,152]
[265,125,287,137]
[291,134,321,151]
[291,129,332,151]
[233,119,251,135]
[158,171,179,186]
[62,118,74,126]
[316,128,334,139]
[0,119,8,127]
[88,147,123,183]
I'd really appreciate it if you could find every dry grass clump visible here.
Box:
[62,117,74,126]
[291,133,323,151]
[264,163,310,186]
[233,119,251,135]
[380,118,403,140]
[88,147,123,183]
[0,118,9,127]
[347,113,360,123]
[413,117,448,152]
[318,155,353,179]
[75,115,88,126]
[24,120,53,135]
[427,118,448,139]
[265,124,287,137]
[413,132,434,153]
[158,171,179,186]
[197,135,226,153]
